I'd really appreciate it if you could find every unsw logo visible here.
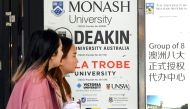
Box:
[106,83,130,90]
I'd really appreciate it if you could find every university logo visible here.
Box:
[106,83,130,90]
[52,1,64,16]
[109,97,113,103]
[146,3,154,14]
[83,83,101,89]
[76,83,82,88]
[106,84,111,90]
[81,97,87,103]
[55,27,73,40]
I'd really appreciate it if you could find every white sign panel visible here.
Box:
[44,0,138,109]
[146,0,190,108]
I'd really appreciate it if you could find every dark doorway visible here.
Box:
[0,0,43,108]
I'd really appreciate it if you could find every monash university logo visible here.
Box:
[146,3,154,14]
[52,1,64,16]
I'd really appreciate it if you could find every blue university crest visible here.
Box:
[52,1,64,16]
[81,97,86,103]
[146,3,154,14]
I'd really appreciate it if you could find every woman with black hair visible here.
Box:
[7,29,63,109]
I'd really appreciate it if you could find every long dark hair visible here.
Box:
[61,37,73,58]
[12,29,60,82]
[50,37,73,103]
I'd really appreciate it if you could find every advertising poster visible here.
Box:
[146,0,190,109]
[44,0,138,109]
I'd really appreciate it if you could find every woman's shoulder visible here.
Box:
[17,69,46,84]
[7,70,53,109]
[14,69,50,98]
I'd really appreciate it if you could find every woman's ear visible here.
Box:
[49,54,57,66]
[60,59,64,66]
[50,54,55,61]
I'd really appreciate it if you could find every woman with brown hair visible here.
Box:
[49,36,80,109]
